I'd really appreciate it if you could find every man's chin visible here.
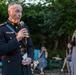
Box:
[15,20,20,23]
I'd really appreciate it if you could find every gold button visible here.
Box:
[12,23,14,25]
[8,60,10,63]
[19,45,21,48]
[10,37,12,39]
[25,32,29,38]
[16,26,18,29]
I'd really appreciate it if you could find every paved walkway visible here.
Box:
[0,69,68,75]
[34,70,68,75]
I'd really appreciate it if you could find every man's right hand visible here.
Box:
[16,28,27,41]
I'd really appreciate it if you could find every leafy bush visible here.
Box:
[0,0,76,50]
[47,49,65,60]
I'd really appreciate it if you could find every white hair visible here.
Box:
[8,2,21,11]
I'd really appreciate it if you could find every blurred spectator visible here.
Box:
[71,30,76,75]
[37,46,48,75]
[61,43,72,75]
[31,49,40,74]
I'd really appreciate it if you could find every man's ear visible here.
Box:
[8,10,10,15]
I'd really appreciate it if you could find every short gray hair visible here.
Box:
[8,2,21,10]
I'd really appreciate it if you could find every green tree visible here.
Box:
[0,0,76,50]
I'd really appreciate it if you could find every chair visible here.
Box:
[0,61,2,73]
[34,49,46,75]
[34,49,40,60]
[31,49,40,74]
[49,59,62,75]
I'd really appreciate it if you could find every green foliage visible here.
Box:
[46,49,65,69]
[47,49,65,60]
[0,0,74,69]
[21,0,76,49]
[0,0,76,49]
[0,1,8,23]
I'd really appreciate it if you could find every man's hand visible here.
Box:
[22,58,32,65]
[16,28,27,41]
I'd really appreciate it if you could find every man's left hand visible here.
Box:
[22,58,32,65]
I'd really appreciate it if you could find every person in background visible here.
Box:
[71,30,76,75]
[0,2,34,75]
[61,43,72,75]
[37,46,48,75]
[31,49,40,74]
[31,59,39,74]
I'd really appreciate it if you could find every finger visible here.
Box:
[22,61,27,64]
[22,62,27,64]
[22,60,30,64]
[22,60,27,63]
[21,28,27,31]
[22,62,28,65]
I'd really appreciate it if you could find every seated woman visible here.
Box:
[37,46,48,75]
[61,43,72,75]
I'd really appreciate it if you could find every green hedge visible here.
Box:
[0,1,76,50]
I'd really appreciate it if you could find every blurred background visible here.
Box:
[0,0,76,69]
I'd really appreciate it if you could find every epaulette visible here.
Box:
[0,22,6,27]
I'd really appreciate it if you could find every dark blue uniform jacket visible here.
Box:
[0,20,34,75]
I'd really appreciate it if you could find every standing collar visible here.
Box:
[7,19,19,26]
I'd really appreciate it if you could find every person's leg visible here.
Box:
[40,68,44,74]
[34,61,37,69]
[31,63,34,74]
[69,61,72,71]
[36,60,39,64]
[34,60,39,69]
[61,58,67,72]
[66,61,70,75]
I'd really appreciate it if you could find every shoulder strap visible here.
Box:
[6,23,27,49]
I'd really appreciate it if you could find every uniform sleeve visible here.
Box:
[27,37,34,59]
[0,28,20,56]
[25,25,34,60]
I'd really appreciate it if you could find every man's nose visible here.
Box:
[18,12,22,17]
